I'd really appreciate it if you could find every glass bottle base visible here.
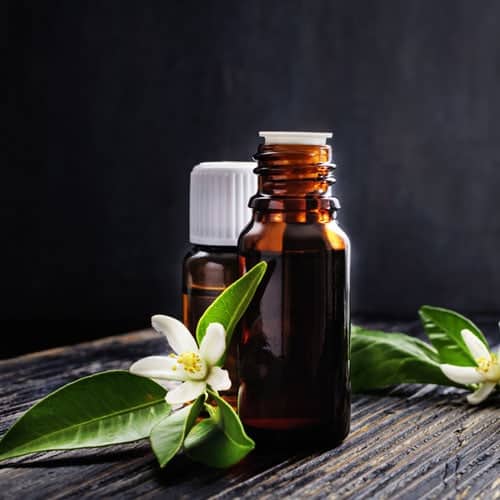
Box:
[243,420,350,450]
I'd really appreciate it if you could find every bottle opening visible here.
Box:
[259,131,332,146]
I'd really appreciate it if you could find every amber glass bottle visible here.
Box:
[182,162,257,403]
[238,132,350,446]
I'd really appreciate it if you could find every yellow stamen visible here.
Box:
[176,352,203,374]
[476,356,491,373]
[475,354,500,382]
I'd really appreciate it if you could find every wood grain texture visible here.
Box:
[0,320,498,499]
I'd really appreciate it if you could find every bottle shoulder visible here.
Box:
[183,245,239,289]
[325,221,350,251]
[184,246,238,266]
[238,220,349,252]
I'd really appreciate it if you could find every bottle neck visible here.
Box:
[250,143,339,219]
[190,243,237,254]
[251,209,339,224]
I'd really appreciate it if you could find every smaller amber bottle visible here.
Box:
[182,162,257,402]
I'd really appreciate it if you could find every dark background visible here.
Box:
[5,1,500,358]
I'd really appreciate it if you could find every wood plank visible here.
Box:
[0,320,498,499]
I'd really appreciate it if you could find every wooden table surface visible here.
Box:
[0,320,498,499]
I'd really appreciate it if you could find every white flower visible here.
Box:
[440,329,499,404]
[130,315,231,405]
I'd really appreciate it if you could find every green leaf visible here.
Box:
[204,402,218,419]
[419,305,489,366]
[196,261,267,360]
[0,371,171,462]
[184,391,255,468]
[351,326,460,392]
[149,395,203,468]
[185,419,247,468]
[183,418,218,448]
[210,391,255,449]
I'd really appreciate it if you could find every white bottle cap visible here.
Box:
[259,131,332,145]
[189,162,257,246]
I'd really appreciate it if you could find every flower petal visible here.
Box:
[199,322,226,366]
[461,329,490,361]
[206,367,231,391]
[165,380,206,405]
[466,382,496,405]
[440,364,484,385]
[152,315,198,354]
[129,355,185,381]
[153,379,182,391]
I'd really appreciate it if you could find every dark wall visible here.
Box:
[5,0,500,357]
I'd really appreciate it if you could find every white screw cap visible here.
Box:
[189,162,257,246]
[259,131,332,145]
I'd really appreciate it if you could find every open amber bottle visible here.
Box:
[238,132,351,446]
